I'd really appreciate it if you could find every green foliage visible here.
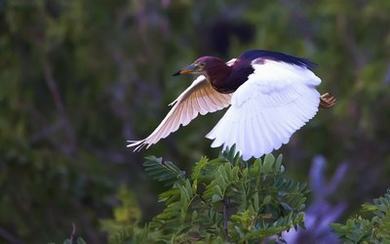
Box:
[143,156,186,187]
[332,190,390,243]
[102,148,308,243]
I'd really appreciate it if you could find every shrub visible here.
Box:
[101,147,308,243]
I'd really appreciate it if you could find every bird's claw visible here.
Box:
[320,92,336,109]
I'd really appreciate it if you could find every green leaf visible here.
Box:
[143,156,185,186]
[275,154,283,172]
[191,156,209,181]
[221,145,243,165]
[263,154,275,173]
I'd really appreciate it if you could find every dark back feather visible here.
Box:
[239,49,317,70]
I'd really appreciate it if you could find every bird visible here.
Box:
[127,49,336,159]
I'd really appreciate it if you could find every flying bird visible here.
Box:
[127,50,336,159]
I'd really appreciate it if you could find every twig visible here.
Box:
[43,61,65,114]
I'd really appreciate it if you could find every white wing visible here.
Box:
[206,59,321,160]
[127,75,232,151]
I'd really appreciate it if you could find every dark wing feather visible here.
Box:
[239,49,317,70]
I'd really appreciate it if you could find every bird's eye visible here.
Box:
[198,63,205,68]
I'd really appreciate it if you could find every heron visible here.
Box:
[127,50,336,159]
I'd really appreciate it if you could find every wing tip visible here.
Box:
[126,139,148,152]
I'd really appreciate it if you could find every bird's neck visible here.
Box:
[208,59,254,94]
[206,64,233,94]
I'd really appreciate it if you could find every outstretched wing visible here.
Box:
[206,59,322,160]
[127,75,232,151]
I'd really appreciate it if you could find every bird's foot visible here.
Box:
[320,92,336,109]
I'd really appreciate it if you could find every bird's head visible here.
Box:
[173,56,227,77]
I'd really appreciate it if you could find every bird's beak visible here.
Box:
[173,63,197,76]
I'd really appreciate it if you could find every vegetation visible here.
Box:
[101,147,308,243]
[332,190,390,243]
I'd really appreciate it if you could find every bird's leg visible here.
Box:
[320,92,336,109]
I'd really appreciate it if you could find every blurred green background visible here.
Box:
[0,0,389,243]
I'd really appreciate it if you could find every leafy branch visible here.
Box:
[332,189,390,243]
[102,147,308,243]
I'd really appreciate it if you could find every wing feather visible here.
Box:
[127,75,232,151]
[206,60,321,159]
